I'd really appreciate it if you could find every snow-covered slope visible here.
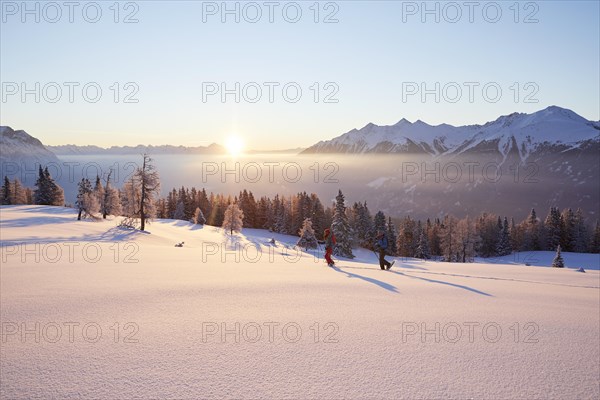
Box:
[0,126,60,166]
[1,205,599,399]
[303,106,600,161]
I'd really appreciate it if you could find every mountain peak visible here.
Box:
[0,126,59,164]
[394,118,411,126]
[302,106,598,157]
[1,126,45,148]
[544,105,567,113]
[361,122,377,130]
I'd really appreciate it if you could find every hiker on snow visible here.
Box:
[375,230,395,270]
[324,228,336,267]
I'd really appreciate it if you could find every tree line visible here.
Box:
[2,159,599,259]
[154,184,600,258]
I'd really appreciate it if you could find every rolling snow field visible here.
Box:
[1,206,599,399]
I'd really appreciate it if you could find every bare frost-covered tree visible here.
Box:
[440,215,459,262]
[222,203,244,235]
[101,170,122,218]
[136,154,160,231]
[119,155,159,230]
[455,216,480,262]
[121,176,140,217]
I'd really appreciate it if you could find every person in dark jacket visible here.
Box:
[324,228,336,267]
[375,231,395,270]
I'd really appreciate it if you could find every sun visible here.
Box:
[225,135,244,156]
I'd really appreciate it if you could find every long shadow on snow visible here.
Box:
[0,215,78,228]
[0,226,145,246]
[330,265,399,293]
[389,270,492,297]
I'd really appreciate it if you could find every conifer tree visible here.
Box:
[590,221,600,253]
[544,207,562,251]
[297,218,318,250]
[34,166,64,206]
[496,217,512,256]
[552,245,565,268]
[397,216,416,257]
[331,190,354,258]
[386,216,398,256]
[174,200,186,220]
[1,176,11,205]
[415,229,431,259]
[560,208,575,251]
[76,178,99,220]
[572,208,589,253]
[192,207,206,225]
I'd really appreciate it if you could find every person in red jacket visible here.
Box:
[324,228,336,267]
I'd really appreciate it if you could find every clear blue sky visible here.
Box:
[1,0,598,149]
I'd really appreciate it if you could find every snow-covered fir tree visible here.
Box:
[331,190,354,258]
[560,208,575,251]
[75,178,99,220]
[427,219,441,256]
[476,213,501,257]
[397,216,416,257]
[274,197,291,234]
[93,174,104,204]
[386,216,398,256]
[1,176,11,205]
[552,245,565,268]
[571,208,589,253]
[415,229,431,259]
[353,202,374,248]
[509,217,518,251]
[522,208,542,251]
[297,218,318,250]
[373,211,386,236]
[544,207,562,251]
[166,189,178,219]
[309,194,326,236]
[34,166,64,206]
[222,203,244,234]
[496,217,512,256]
[239,189,257,228]
[173,200,186,220]
[590,221,600,253]
[192,207,206,225]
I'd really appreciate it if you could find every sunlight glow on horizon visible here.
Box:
[225,135,245,157]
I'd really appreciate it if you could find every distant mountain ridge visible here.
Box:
[46,143,227,155]
[302,106,600,161]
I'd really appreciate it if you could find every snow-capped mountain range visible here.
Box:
[303,106,600,161]
[0,126,60,166]
[46,143,226,155]
[1,106,598,219]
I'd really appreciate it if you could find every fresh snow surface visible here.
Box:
[1,206,599,399]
